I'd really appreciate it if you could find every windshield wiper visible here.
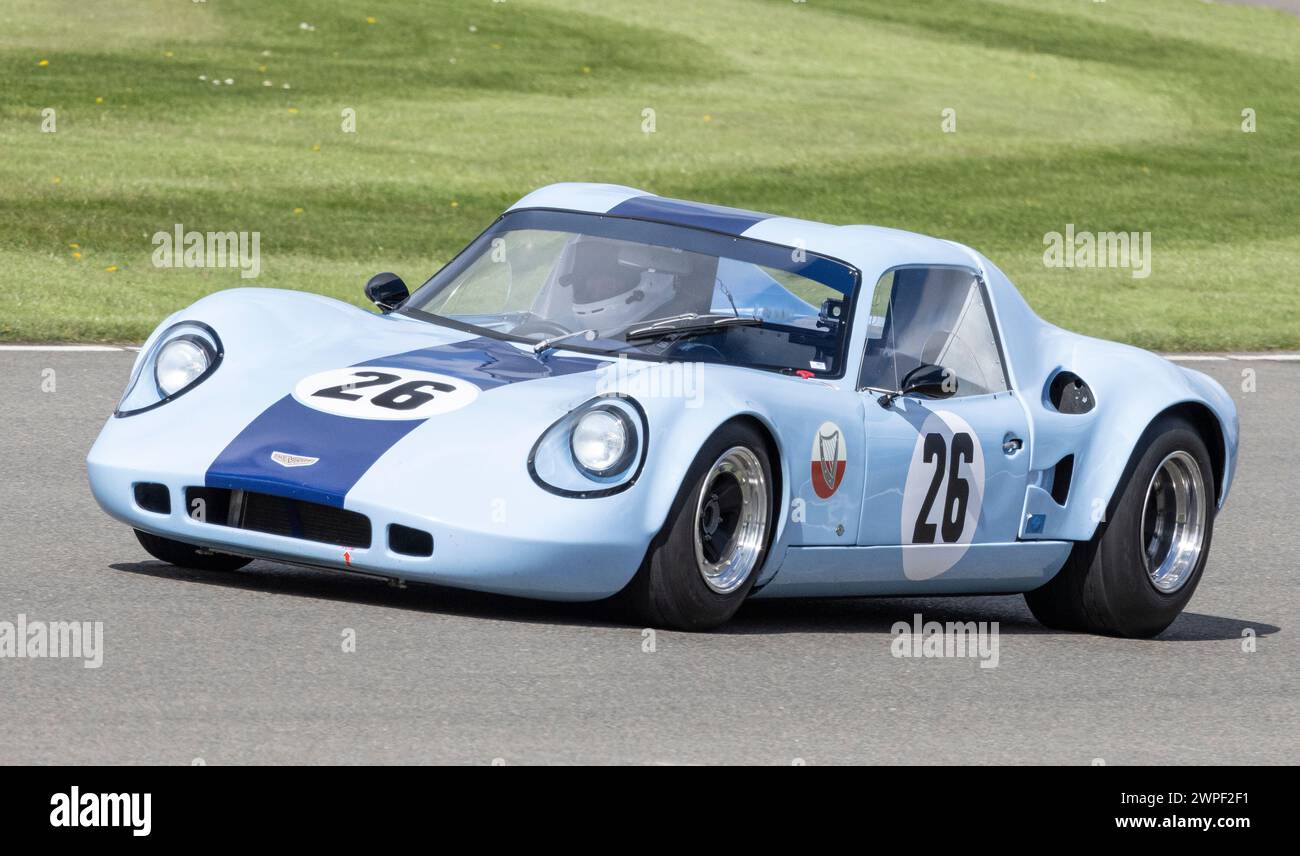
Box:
[531,328,598,354]
[624,314,762,342]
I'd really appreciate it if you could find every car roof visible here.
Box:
[507,182,982,281]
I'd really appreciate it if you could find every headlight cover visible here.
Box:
[116,321,223,416]
[529,396,646,498]
[155,336,213,397]
[570,406,635,476]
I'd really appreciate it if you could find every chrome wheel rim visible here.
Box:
[1140,450,1207,594]
[693,446,768,594]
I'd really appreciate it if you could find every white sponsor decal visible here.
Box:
[810,421,847,500]
[900,410,985,580]
[292,367,478,420]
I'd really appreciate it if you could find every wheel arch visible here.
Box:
[692,414,786,588]
[1096,403,1229,539]
[1156,401,1227,506]
[729,412,783,518]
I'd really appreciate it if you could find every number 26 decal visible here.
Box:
[912,431,975,544]
[900,411,986,580]
[293,367,479,420]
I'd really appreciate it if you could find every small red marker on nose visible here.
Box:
[795,370,814,379]
[343,551,352,566]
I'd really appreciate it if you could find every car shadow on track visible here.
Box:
[110,559,619,629]
[110,560,1278,641]
[731,597,1279,641]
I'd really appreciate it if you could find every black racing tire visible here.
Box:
[1024,414,1216,638]
[134,529,252,572]
[622,421,775,631]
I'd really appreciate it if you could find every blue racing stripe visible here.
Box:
[205,397,420,508]
[607,195,771,236]
[205,336,603,507]
[361,336,600,388]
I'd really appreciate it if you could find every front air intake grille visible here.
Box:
[184,487,371,549]
[133,482,171,514]
[389,524,433,557]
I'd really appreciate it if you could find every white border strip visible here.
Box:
[0,344,127,352]
[1226,354,1300,362]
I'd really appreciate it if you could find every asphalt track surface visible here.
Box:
[0,350,1295,764]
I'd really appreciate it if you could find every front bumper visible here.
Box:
[87,442,653,602]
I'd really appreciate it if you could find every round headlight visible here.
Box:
[155,336,212,397]
[570,407,635,476]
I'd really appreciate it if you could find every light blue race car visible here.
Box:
[88,183,1238,635]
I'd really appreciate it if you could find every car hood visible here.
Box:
[133,289,618,507]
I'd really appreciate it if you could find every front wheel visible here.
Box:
[623,422,774,631]
[1024,415,1216,638]
[134,529,252,572]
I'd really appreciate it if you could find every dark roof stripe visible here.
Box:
[607,195,772,236]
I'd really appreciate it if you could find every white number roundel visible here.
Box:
[292,367,479,420]
[900,410,985,581]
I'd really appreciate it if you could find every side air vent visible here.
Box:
[1050,455,1075,505]
[1048,371,1095,414]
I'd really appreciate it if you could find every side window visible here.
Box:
[859,267,1008,397]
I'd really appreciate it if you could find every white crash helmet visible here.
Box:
[564,240,681,333]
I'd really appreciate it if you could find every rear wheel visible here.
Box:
[134,529,252,572]
[1024,415,1215,638]
[623,422,774,631]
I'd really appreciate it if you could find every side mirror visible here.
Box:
[365,272,408,313]
[900,363,957,399]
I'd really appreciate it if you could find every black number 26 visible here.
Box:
[313,371,455,411]
[912,431,975,544]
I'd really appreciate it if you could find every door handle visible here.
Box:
[1002,434,1023,455]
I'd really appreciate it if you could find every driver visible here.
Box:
[560,239,682,335]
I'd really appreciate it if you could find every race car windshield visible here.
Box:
[403,209,859,377]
